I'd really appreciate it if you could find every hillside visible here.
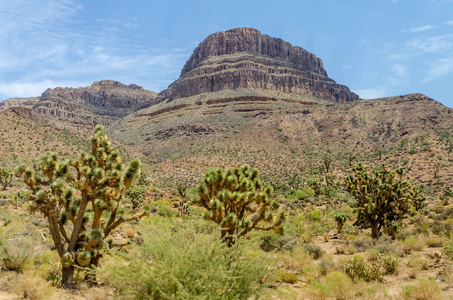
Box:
[0,107,143,170]
[111,92,453,188]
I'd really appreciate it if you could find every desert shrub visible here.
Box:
[378,253,399,275]
[11,272,55,300]
[443,239,453,259]
[343,255,383,282]
[319,255,339,275]
[260,232,297,252]
[302,243,324,260]
[0,221,42,273]
[400,279,442,300]
[426,236,444,247]
[308,271,353,300]
[351,238,375,252]
[403,237,423,254]
[151,200,176,217]
[102,218,273,299]
[276,269,298,284]
[396,229,413,241]
[365,248,380,262]
[431,220,453,236]
[374,240,397,254]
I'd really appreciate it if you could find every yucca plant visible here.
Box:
[196,165,285,246]
[344,163,424,239]
[16,125,146,288]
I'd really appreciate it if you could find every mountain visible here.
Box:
[0,80,158,126]
[0,97,39,111]
[1,28,452,189]
[157,27,358,103]
[34,80,158,125]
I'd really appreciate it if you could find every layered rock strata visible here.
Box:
[158,27,358,102]
[33,80,157,124]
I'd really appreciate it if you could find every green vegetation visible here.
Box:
[196,165,285,246]
[15,125,145,288]
[344,163,425,239]
[0,167,13,190]
[103,218,272,299]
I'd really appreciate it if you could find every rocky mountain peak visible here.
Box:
[158,27,358,103]
[35,80,158,125]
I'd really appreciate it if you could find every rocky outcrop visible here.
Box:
[158,28,359,102]
[33,80,158,125]
[0,97,39,111]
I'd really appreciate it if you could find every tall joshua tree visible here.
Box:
[344,163,424,239]
[197,165,285,246]
[16,125,145,288]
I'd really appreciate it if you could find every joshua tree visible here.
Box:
[196,165,285,246]
[0,168,13,190]
[344,163,424,239]
[16,125,146,288]
[334,213,347,234]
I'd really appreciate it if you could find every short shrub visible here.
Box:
[378,253,399,275]
[102,219,274,299]
[400,279,442,300]
[11,272,55,299]
[425,236,444,247]
[0,221,41,273]
[403,237,423,254]
[260,232,297,252]
[343,255,383,282]
[308,271,353,299]
[303,243,324,260]
[443,239,453,259]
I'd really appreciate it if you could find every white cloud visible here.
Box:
[422,57,453,82]
[445,20,453,25]
[406,35,453,52]
[0,80,89,98]
[0,0,191,98]
[392,64,407,77]
[402,25,434,33]
[352,87,388,99]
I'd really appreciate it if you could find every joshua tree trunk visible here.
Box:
[371,225,380,239]
[62,266,75,289]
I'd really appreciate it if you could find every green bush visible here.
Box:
[0,221,42,273]
[443,239,453,259]
[343,255,383,282]
[102,218,274,299]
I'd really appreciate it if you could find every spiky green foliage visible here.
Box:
[196,165,285,246]
[0,167,13,190]
[344,163,425,239]
[16,125,145,288]
[334,213,347,234]
[127,187,145,209]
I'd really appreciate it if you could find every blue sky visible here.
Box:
[1,0,453,107]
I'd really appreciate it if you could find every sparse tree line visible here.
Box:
[0,125,435,293]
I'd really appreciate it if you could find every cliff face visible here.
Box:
[158,28,359,102]
[0,97,39,111]
[33,80,158,124]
